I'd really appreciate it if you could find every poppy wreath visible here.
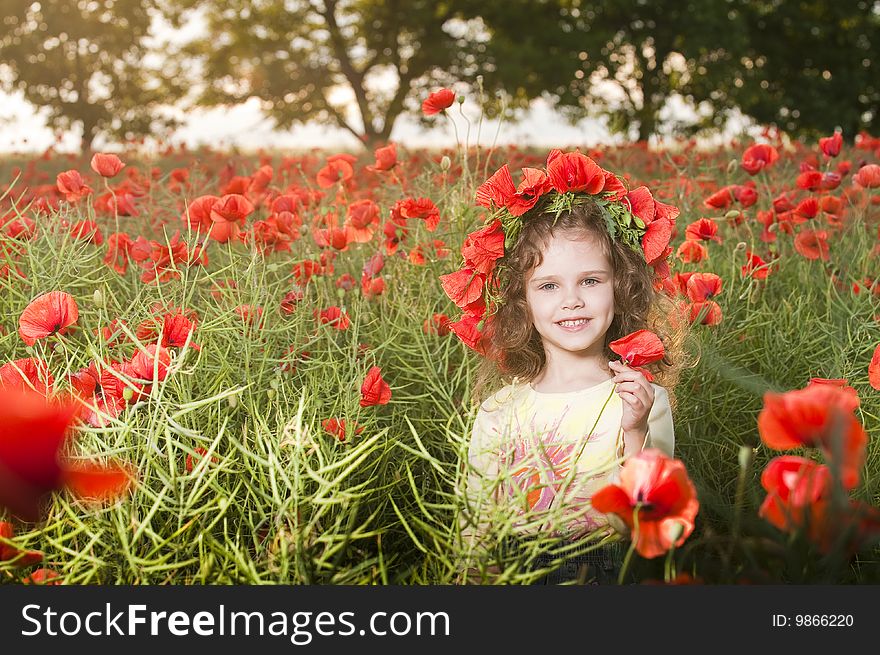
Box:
[440,149,680,355]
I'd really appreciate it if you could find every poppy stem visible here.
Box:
[618,502,641,585]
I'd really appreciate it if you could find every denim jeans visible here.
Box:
[530,543,625,585]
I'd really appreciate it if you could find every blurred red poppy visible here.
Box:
[56,170,93,202]
[819,131,843,158]
[758,383,866,489]
[741,143,779,175]
[854,164,880,189]
[869,344,880,391]
[591,449,699,559]
[794,229,829,260]
[367,144,397,171]
[90,153,125,178]
[0,387,132,521]
[759,455,831,533]
[19,291,79,346]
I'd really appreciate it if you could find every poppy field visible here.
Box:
[1,123,880,584]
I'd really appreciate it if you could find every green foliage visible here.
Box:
[0,0,186,152]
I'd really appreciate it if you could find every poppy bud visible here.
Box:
[92,289,104,308]
[440,156,451,172]
[738,445,754,471]
[457,95,465,104]
[724,209,740,219]
[727,159,739,174]
[228,394,238,408]
[735,242,747,252]
[217,496,229,512]
[269,377,280,390]
[336,288,346,300]
[299,224,309,236]
[665,520,685,543]
[122,387,134,401]
[267,389,276,400]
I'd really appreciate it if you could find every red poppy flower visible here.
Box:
[0,358,55,395]
[608,329,665,367]
[854,164,880,189]
[361,275,386,299]
[367,143,397,171]
[819,131,843,158]
[128,344,172,383]
[399,197,441,232]
[440,268,486,310]
[676,240,708,264]
[448,314,486,354]
[475,164,517,210]
[734,184,758,207]
[56,170,93,202]
[742,251,773,280]
[508,168,553,216]
[0,387,131,521]
[794,197,819,221]
[685,272,722,302]
[90,153,125,178]
[185,446,219,473]
[591,449,699,559]
[757,383,866,489]
[546,150,605,194]
[322,417,364,441]
[869,343,880,391]
[421,88,455,116]
[316,159,354,188]
[423,313,452,336]
[703,187,734,210]
[740,143,779,175]
[807,377,859,402]
[460,220,505,276]
[18,291,79,346]
[22,568,62,585]
[315,306,350,330]
[759,455,831,533]
[684,218,722,244]
[688,301,723,326]
[796,170,823,191]
[794,228,829,261]
[360,366,391,407]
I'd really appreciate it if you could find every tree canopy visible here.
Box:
[1,0,876,151]
[0,0,185,152]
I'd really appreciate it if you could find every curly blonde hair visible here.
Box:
[471,198,693,412]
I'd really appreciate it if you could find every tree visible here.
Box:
[0,0,185,153]
[717,0,880,139]
[162,0,481,149]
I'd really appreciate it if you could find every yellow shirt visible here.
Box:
[464,377,675,541]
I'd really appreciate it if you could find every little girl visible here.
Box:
[442,150,686,584]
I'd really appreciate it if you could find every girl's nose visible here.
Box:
[562,290,584,310]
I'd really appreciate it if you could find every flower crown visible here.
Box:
[440,149,680,355]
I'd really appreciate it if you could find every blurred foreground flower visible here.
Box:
[0,387,132,522]
[591,449,699,559]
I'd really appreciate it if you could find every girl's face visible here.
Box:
[525,231,615,363]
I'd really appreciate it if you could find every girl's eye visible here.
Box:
[540,283,557,291]
[582,278,599,286]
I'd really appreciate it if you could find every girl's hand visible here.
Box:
[609,360,655,454]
